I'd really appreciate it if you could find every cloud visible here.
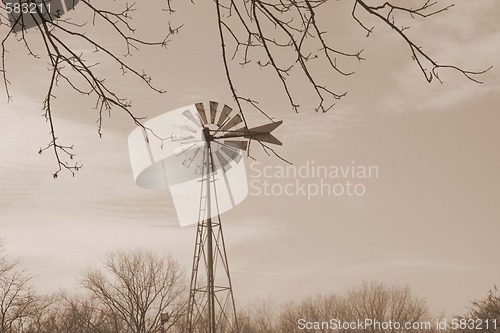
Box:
[373,1,500,115]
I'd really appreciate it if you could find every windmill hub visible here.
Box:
[193,125,219,152]
[200,125,225,153]
[202,126,214,143]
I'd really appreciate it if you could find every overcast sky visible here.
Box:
[1,0,499,317]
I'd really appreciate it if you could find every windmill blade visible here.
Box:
[220,146,242,164]
[223,140,248,151]
[209,101,219,124]
[217,105,233,127]
[210,140,223,152]
[182,109,202,128]
[172,134,195,142]
[182,148,202,168]
[210,141,235,171]
[195,103,208,125]
[194,147,207,175]
[194,164,204,175]
[212,151,231,172]
[221,114,243,131]
[221,166,238,208]
[174,120,198,133]
[214,151,233,173]
[174,142,197,156]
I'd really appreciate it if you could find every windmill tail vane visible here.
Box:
[219,120,283,146]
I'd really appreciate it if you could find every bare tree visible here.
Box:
[17,294,66,333]
[0,244,39,333]
[17,291,124,333]
[277,282,431,333]
[278,294,350,333]
[0,0,491,176]
[347,282,431,333]
[454,286,500,333]
[237,298,279,333]
[81,250,186,333]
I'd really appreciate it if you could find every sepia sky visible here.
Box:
[1,0,499,316]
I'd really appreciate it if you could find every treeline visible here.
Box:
[0,246,498,333]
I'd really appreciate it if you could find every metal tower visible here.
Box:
[187,139,239,333]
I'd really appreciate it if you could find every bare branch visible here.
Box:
[353,0,492,83]
[1,0,491,175]
[1,0,180,177]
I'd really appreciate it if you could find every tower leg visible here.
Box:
[187,216,239,333]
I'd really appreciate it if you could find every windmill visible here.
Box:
[128,101,282,333]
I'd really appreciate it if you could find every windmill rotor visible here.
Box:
[169,101,281,179]
[171,102,247,175]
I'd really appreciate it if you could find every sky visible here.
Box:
[1,0,499,317]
